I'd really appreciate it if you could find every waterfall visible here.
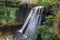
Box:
[15,6,44,40]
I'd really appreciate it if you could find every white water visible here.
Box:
[15,6,44,40]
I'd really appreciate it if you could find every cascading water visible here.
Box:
[15,6,44,40]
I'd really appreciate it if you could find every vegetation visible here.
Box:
[0,0,60,40]
[37,0,60,40]
[0,5,19,24]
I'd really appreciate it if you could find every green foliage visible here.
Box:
[37,0,56,6]
[37,25,53,40]
[37,11,54,40]
[8,7,18,22]
[43,15,54,26]
[36,5,57,40]
[0,5,19,24]
[37,0,58,40]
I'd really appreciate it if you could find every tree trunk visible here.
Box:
[53,5,60,40]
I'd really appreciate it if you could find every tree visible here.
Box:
[53,5,60,40]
